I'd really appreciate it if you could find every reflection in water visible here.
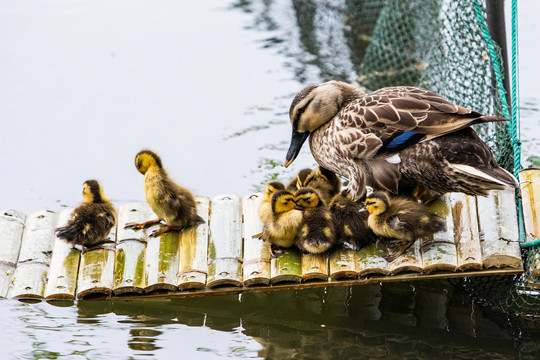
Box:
[128,328,163,352]
[70,281,540,358]
[0,280,539,358]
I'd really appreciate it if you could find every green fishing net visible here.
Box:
[344,0,535,318]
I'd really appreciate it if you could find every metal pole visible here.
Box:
[486,0,511,111]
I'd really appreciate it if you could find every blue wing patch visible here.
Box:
[383,130,423,151]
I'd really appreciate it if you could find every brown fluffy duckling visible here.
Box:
[124,149,204,237]
[329,189,378,250]
[258,181,286,224]
[286,168,313,191]
[294,187,337,254]
[262,189,304,255]
[303,166,342,204]
[56,180,116,249]
[363,191,446,261]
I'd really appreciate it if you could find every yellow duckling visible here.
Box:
[294,187,337,254]
[124,149,204,237]
[262,189,304,254]
[329,189,378,250]
[258,181,286,224]
[363,191,446,261]
[304,166,342,204]
[286,168,312,191]
[56,180,116,249]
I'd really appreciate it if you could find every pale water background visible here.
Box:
[0,0,539,359]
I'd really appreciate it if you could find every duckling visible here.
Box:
[258,181,286,224]
[329,189,377,250]
[262,190,304,255]
[363,191,446,261]
[286,168,312,191]
[294,187,337,254]
[285,81,517,201]
[55,180,116,249]
[124,149,204,237]
[303,166,342,204]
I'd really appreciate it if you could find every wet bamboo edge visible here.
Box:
[82,266,524,301]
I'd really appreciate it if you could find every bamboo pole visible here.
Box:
[115,203,149,242]
[270,248,302,284]
[450,193,483,270]
[114,204,148,295]
[301,253,329,282]
[9,210,57,299]
[45,209,81,300]
[0,209,26,298]
[178,196,210,290]
[357,243,390,277]
[420,196,458,273]
[145,208,180,292]
[519,168,540,244]
[76,245,116,298]
[241,193,271,286]
[207,195,243,288]
[477,189,522,268]
[388,240,423,275]
[329,249,357,280]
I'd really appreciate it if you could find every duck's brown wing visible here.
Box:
[337,86,508,156]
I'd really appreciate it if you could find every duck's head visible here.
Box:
[296,168,313,188]
[285,81,364,167]
[134,149,163,175]
[264,181,286,201]
[364,192,390,215]
[294,188,322,209]
[82,180,109,204]
[271,190,297,214]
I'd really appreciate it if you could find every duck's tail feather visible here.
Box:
[450,164,518,189]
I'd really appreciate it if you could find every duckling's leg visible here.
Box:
[383,240,415,262]
[124,219,162,230]
[149,225,184,237]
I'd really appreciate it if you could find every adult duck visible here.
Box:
[285,81,518,200]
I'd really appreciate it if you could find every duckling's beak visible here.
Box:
[294,204,305,211]
[359,206,367,213]
[285,130,310,168]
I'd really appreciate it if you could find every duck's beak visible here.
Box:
[284,129,310,168]
[359,206,367,213]
[294,205,305,211]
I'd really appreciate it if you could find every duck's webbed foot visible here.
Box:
[149,225,184,238]
[270,244,284,258]
[383,240,415,262]
[124,218,162,230]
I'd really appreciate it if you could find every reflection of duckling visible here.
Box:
[56,180,116,248]
[329,189,377,250]
[286,168,312,191]
[294,188,337,254]
[304,167,342,204]
[363,192,446,261]
[124,150,204,237]
[258,181,285,224]
[262,190,303,254]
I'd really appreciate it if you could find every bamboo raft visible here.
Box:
[3,169,538,301]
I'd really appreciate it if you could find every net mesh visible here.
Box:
[346,0,537,318]
[234,0,537,318]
